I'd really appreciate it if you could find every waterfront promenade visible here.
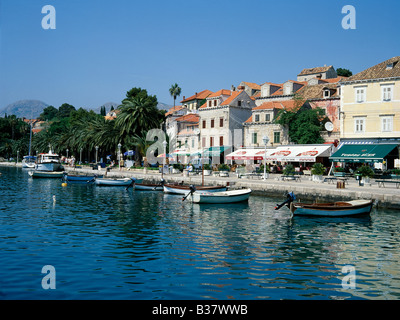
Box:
[3,162,398,210]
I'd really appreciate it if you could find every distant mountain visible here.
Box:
[0,100,49,119]
[0,99,173,119]
[157,102,173,111]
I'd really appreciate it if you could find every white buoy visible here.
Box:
[53,195,56,203]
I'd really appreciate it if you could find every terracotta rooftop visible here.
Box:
[252,100,298,111]
[242,82,261,90]
[208,89,232,98]
[175,113,199,123]
[297,83,339,100]
[298,65,333,76]
[165,105,184,116]
[180,90,213,103]
[341,56,400,82]
[220,90,242,106]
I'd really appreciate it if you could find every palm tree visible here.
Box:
[116,96,162,142]
[169,83,181,107]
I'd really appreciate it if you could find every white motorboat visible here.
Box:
[22,156,36,169]
[95,177,133,186]
[134,183,164,191]
[35,150,62,172]
[28,171,65,179]
[189,188,252,204]
[164,184,227,195]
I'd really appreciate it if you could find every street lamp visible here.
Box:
[162,140,168,179]
[95,146,99,164]
[262,135,269,180]
[118,143,121,170]
[17,150,19,164]
[66,148,69,158]
[80,148,83,164]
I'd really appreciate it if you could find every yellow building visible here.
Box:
[340,56,400,141]
[334,56,400,168]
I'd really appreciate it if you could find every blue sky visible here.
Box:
[1,0,399,110]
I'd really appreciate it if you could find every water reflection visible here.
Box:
[1,166,400,299]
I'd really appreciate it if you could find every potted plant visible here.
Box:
[356,165,374,185]
[333,166,346,177]
[218,163,230,177]
[311,163,325,183]
[282,164,295,176]
[259,164,270,178]
[391,169,400,179]
[203,163,212,176]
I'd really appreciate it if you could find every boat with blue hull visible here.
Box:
[64,174,103,183]
[275,192,373,217]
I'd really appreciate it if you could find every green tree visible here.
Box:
[274,95,326,144]
[58,103,76,118]
[337,68,353,77]
[39,106,58,121]
[169,83,181,107]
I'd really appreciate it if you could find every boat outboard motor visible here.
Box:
[275,192,296,210]
[182,185,196,202]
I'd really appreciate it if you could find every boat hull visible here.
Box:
[191,188,252,204]
[36,163,62,172]
[29,171,65,179]
[163,184,227,195]
[134,183,163,191]
[95,178,132,186]
[22,162,36,169]
[292,200,373,217]
[64,175,102,183]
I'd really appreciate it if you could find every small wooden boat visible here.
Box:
[64,174,103,183]
[275,193,373,217]
[134,183,164,191]
[163,183,227,195]
[290,200,373,217]
[190,188,252,204]
[28,171,65,179]
[95,177,133,186]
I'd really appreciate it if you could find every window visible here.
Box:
[219,117,224,127]
[202,137,206,148]
[382,85,393,101]
[238,100,242,107]
[265,114,270,122]
[324,89,330,98]
[219,136,224,146]
[252,132,257,144]
[202,120,206,129]
[381,116,393,132]
[191,139,195,148]
[208,101,212,107]
[210,137,214,147]
[214,100,217,106]
[274,132,280,144]
[211,119,214,128]
[255,114,260,122]
[355,87,366,103]
[354,117,366,133]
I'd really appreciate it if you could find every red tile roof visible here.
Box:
[208,89,232,98]
[175,113,199,123]
[220,90,242,106]
[252,100,298,111]
[181,90,213,103]
[165,105,184,116]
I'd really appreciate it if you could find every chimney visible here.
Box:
[183,96,185,100]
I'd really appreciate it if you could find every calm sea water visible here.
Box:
[0,166,399,300]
